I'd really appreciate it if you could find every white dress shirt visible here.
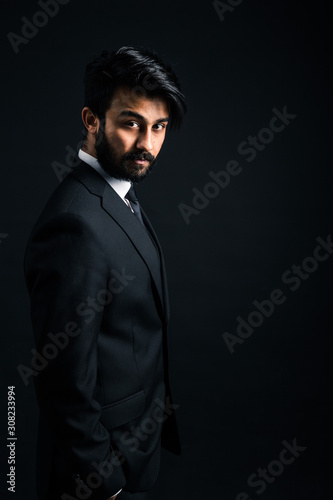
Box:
[78,148,133,209]
[78,148,126,499]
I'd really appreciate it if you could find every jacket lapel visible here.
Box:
[71,162,166,317]
[141,209,170,324]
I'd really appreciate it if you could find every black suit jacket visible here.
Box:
[24,161,180,500]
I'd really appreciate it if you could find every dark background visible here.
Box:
[1,0,332,499]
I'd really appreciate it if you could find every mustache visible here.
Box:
[124,152,155,162]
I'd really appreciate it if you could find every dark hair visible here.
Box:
[84,46,187,130]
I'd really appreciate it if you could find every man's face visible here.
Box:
[95,87,169,183]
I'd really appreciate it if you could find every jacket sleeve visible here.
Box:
[24,212,126,499]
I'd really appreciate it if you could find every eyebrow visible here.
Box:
[118,110,169,123]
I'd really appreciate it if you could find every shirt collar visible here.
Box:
[78,149,131,202]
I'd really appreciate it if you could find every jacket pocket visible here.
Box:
[100,390,145,430]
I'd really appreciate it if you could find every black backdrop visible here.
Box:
[1,1,332,499]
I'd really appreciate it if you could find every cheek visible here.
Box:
[106,132,125,153]
[112,131,135,153]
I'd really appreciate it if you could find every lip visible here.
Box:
[133,159,149,165]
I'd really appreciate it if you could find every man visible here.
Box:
[24,46,186,500]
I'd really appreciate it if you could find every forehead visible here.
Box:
[108,86,169,120]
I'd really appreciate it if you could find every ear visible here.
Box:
[81,107,100,136]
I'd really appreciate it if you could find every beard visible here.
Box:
[95,126,156,183]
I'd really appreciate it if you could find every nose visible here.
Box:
[136,129,153,152]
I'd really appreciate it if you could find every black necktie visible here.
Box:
[126,186,144,225]
[126,185,162,295]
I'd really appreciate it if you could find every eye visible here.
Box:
[154,123,166,130]
[126,121,139,128]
